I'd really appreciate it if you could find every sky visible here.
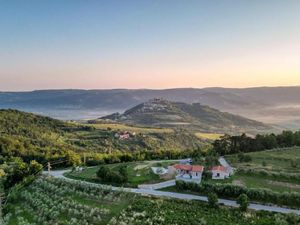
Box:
[0,0,300,91]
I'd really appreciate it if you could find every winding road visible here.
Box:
[45,170,300,216]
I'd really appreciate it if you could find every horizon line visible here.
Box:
[1,84,300,93]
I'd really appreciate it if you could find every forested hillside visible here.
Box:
[0,109,205,165]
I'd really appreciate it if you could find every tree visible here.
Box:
[119,166,128,183]
[0,172,5,224]
[66,150,81,166]
[207,192,218,208]
[237,194,249,211]
[29,160,43,174]
[96,166,110,181]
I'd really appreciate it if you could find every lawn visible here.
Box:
[65,160,178,187]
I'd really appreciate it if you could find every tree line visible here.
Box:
[213,131,300,155]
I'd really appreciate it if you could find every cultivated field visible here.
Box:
[86,123,174,133]
[195,132,223,140]
[4,176,132,225]
[5,176,299,225]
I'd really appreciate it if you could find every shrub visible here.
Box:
[96,166,128,184]
[237,194,249,211]
[207,192,218,208]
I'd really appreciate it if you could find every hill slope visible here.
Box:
[1,87,300,128]
[102,99,272,134]
[0,109,205,163]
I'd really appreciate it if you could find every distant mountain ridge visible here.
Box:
[1,86,300,129]
[102,98,273,134]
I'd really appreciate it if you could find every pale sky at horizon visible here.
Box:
[1,0,300,91]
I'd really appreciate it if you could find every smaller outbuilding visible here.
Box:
[174,164,204,183]
[211,166,230,180]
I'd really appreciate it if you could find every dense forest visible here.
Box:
[213,131,300,155]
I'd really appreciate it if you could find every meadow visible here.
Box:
[226,147,300,173]
[221,147,300,193]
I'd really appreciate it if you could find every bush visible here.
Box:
[237,194,249,211]
[238,153,252,162]
[237,168,300,183]
[207,192,218,208]
[96,166,128,184]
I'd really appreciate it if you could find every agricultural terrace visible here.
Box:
[4,176,300,225]
[65,160,178,187]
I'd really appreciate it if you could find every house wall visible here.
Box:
[212,171,229,179]
[175,169,203,183]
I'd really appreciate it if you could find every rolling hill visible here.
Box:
[0,109,205,163]
[1,87,300,129]
[102,99,273,134]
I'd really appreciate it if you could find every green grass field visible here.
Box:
[226,147,300,173]
[65,160,178,187]
[222,147,300,192]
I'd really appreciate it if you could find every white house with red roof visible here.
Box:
[173,164,204,183]
[211,166,230,179]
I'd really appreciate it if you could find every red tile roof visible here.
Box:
[211,166,226,172]
[174,164,204,172]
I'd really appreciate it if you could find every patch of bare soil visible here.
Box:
[233,180,245,187]
[160,173,175,180]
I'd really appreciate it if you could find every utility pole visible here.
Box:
[47,162,52,175]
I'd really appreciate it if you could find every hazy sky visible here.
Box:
[1,0,300,91]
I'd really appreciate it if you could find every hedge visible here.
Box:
[176,180,300,208]
[237,168,300,183]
